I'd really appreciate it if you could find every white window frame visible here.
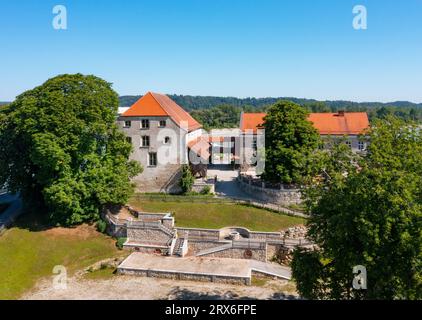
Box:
[148,152,157,167]
[141,119,150,129]
[141,135,150,147]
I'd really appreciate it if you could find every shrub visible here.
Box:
[200,185,212,195]
[96,219,107,234]
[116,237,127,250]
[179,165,194,194]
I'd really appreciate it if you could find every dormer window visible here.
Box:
[141,119,150,129]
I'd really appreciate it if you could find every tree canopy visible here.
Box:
[292,116,422,299]
[0,74,142,225]
[261,100,321,184]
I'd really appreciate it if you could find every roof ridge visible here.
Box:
[149,92,170,116]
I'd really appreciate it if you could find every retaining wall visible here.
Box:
[237,176,302,206]
[117,268,250,285]
[200,247,267,262]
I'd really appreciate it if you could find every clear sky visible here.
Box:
[1,0,421,102]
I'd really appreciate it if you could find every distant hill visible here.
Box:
[119,95,422,112]
[0,102,10,106]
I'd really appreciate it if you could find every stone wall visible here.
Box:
[267,244,294,265]
[117,268,250,285]
[127,227,172,246]
[203,247,267,262]
[176,227,220,241]
[123,244,168,255]
[191,181,215,194]
[237,176,302,206]
[188,240,227,255]
[249,231,282,241]
[107,223,127,238]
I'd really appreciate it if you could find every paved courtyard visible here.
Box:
[206,166,308,217]
[207,166,251,200]
[119,253,252,278]
[118,253,292,280]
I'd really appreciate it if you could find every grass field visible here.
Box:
[130,198,305,231]
[0,213,126,300]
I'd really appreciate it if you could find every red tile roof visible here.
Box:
[240,113,267,133]
[240,112,369,135]
[308,112,370,135]
[123,92,202,132]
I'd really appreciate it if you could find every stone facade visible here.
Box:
[117,114,203,193]
[117,116,186,192]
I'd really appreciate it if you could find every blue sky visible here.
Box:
[0,0,421,102]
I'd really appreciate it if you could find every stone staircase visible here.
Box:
[133,164,182,193]
[172,238,184,257]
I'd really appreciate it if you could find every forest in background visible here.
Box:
[120,95,422,130]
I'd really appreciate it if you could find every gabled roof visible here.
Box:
[122,92,202,132]
[308,112,370,135]
[240,112,370,135]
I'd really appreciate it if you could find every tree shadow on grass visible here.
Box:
[164,287,300,300]
[12,210,57,232]
[165,287,256,300]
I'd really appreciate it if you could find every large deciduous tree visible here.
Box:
[0,74,142,225]
[292,116,422,299]
[261,100,321,184]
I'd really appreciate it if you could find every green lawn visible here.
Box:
[130,199,305,232]
[0,213,126,300]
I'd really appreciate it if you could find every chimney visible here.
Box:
[338,110,345,117]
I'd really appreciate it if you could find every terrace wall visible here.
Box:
[237,175,302,206]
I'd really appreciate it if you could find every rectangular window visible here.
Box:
[345,140,352,149]
[126,136,132,144]
[252,139,258,151]
[124,121,131,128]
[159,120,166,128]
[148,152,157,166]
[141,119,150,129]
[358,141,365,151]
[141,136,150,147]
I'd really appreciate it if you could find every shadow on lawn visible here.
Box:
[13,209,86,232]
